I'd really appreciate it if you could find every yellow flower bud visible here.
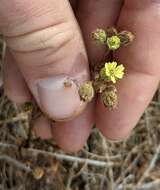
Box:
[107,36,121,50]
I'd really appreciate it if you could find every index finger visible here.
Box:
[96,0,160,140]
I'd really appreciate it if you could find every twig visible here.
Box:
[0,142,17,149]
[0,142,114,168]
[66,162,77,189]
[0,113,29,125]
[114,152,142,189]
[116,148,143,185]
[73,162,87,179]
[28,148,114,168]
[0,155,31,173]
[151,101,160,106]
[144,109,152,145]
[117,180,160,190]
[82,149,122,161]
[137,144,160,186]
[99,134,114,190]
[82,171,106,179]
[116,175,135,190]
[137,180,160,190]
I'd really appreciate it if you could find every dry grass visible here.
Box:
[0,37,160,190]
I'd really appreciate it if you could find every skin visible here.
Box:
[1,0,160,152]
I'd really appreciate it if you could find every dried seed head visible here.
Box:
[106,27,118,37]
[101,87,118,109]
[92,29,107,44]
[32,167,44,180]
[21,102,33,113]
[79,81,94,103]
[118,31,135,46]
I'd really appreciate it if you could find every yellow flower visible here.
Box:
[107,35,121,50]
[103,62,125,83]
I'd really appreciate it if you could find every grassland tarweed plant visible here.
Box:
[79,27,135,109]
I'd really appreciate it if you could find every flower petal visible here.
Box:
[111,62,117,69]
[111,76,116,83]
[115,71,124,79]
[105,63,111,76]
[116,64,125,72]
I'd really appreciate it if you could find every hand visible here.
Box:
[1,0,160,152]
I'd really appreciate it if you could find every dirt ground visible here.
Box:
[0,37,160,190]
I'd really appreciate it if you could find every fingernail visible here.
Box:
[37,75,86,121]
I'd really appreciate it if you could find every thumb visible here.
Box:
[0,0,90,121]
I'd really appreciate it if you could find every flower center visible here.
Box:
[110,69,115,76]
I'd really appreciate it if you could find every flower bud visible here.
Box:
[106,36,121,50]
[105,27,117,37]
[118,31,135,45]
[79,82,94,103]
[21,102,33,114]
[92,29,107,44]
[32,167,44,180]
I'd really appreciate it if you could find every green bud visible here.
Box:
[92,29,107,44]
[99,67,106,80]
[106,35,121,50]
[79,82,94,103]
